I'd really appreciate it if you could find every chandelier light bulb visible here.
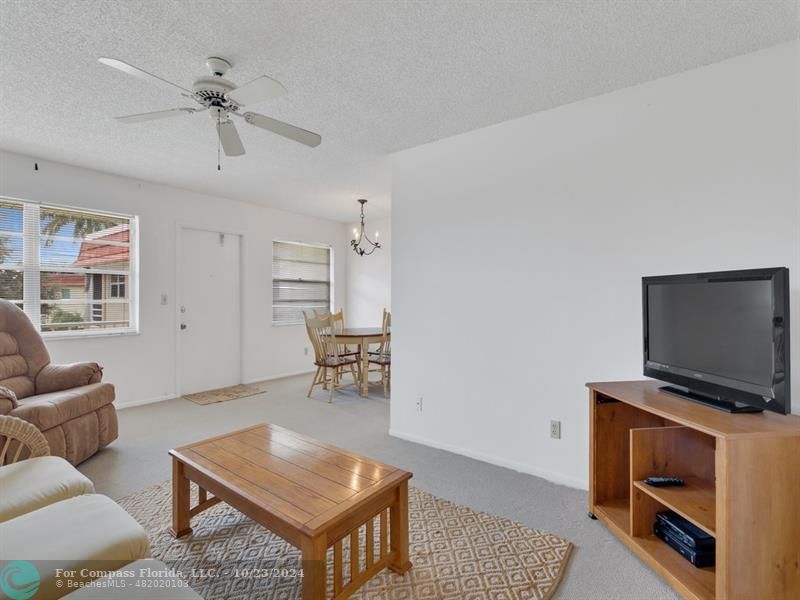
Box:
[350,199,381,256]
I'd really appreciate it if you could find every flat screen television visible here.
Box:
[642,267,790,414]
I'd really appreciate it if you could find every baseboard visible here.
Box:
[243,369,315,385]
[117,370,315,409]
[114,369,314,410]
[116,393,177,410]
[388,428,588,490]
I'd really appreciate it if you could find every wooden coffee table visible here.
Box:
[168,423,412,600]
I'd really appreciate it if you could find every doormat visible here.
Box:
[183,383,269,406]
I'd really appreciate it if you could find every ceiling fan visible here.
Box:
[98,56,321,161]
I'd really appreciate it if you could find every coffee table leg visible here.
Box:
[301,534,327,600]
[169,458,192,538]
[388,480,412,574]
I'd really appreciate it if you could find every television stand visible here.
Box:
[587,380,800,600]
[659,385,763,413]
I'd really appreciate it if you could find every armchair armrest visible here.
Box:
[0,386,16,415]
[35,362,104,394]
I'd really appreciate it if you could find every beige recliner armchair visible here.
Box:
[0,300,118,465]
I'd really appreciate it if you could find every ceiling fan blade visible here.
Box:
[241,112,321,147]
[227,75,287,106]
[216,119,245,156]
[114,108,199,123]
[98,57,193,94]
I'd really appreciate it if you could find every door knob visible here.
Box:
[180,323,187,330]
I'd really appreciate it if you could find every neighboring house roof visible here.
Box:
[71,224,129,268]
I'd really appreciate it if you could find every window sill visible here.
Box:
[42,328,140,341]
[272,322,304,328]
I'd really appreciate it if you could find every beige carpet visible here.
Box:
[119,480,573,599]
[183,383,269,406]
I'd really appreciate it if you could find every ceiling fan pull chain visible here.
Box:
[217,112,222,171]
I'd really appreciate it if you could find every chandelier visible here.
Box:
[350,199,381,256]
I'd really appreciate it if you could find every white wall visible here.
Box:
[0,150,349,406]
[390,42,800,489]
[346,217,391,327]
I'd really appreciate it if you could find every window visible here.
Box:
[272,240,331,326]
[109,274,125,298]
[0,198,138,336]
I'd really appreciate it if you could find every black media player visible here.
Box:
[655,511,715,551]
[654,524,715,568]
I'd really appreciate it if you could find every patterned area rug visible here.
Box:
[118,480,573,599]
[183,383,269,405]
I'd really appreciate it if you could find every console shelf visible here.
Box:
[633,478,715,536]
[588,380,800,600]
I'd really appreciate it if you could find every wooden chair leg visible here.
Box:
[328,367,334,403]
[350,363,358,386]
[307,367,320,398]
[383,365,389,398]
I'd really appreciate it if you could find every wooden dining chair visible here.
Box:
[304,314,359,403]
[368,310,391,398]
[314,308,359,357]
[313,310,359,389]
[368,308,391,359]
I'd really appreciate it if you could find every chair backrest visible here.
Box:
[314,308,345,334]
[304,314,339,363]
[0,300,53,399]
[380,309,391,355]
[0,415,50,465]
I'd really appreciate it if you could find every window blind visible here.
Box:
[272,240,331,326]
[0,198,137,335]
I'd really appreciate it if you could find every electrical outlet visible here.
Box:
[416,397,424,412]
[160,294,168,306]
[304,347,309,356]
[550,420,562,440]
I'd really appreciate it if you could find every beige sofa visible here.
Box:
[0,300,118,465]
[0,452,201,599]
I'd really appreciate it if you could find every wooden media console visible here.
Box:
[587,380,800,600]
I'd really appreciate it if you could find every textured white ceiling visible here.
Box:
[0,1,796,221]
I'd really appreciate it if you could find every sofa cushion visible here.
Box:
[0,331,35,398]
[0,494,151,600]
[0,456,94,522]
[0,301,53,385]
[65,560,203,599]
[10,383,115,430]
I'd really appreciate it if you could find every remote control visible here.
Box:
[644,476,685,487]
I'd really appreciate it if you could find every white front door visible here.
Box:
[178,228,241,395]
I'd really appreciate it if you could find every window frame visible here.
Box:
[271,239,333,327]
[0,196,140,339]
[109,274,126,299]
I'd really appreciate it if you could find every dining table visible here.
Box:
[335,327,390,398]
